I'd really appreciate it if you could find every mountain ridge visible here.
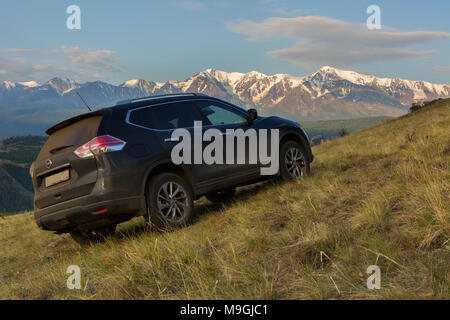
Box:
[3,66,448,101]
[1,66,449,135]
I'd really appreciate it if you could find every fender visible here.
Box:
[279,126,314,163]
[141,159,197,197]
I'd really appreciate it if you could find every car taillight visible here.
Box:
[74,135,126,158]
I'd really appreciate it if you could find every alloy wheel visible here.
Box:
[284,147,306,178]
[157,181,188,223]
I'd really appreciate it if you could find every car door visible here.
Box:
[193,100,259,185]
[126,100,219,190]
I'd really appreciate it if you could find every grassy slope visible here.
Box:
[0,100,448,299]
[300,116,393,139]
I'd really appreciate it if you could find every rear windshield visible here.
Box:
[37,116,103,161]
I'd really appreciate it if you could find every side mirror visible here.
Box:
[247,108,258,125]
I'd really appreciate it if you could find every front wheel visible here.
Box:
[145,173,194,229]
[279,141,310,181]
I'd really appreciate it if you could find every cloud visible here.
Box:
[0,46,125,82]
[227,16,450,68]
[433,65,450,74]
[3,48,60,55]
[0,54,81,82]
[3,46,124,73]
[60,46,124,72]
[0,56,34,79]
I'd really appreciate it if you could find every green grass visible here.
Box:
[300,116,393,139]
[0,99,448,299]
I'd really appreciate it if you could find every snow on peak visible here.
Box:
[2,81,16,89]
[319,66,336,72]
[201,68,245,85]
[121,79,155,93]
[246,70,267,78]
[18,81,39,88]
[122,79,141,87]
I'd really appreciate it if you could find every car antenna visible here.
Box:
[76,91,92,112]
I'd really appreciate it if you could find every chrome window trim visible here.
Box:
[125,98,248,132]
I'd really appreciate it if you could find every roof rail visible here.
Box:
[116,92,206,105]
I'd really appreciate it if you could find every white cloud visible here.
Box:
[60,46,124,72]
[3,48,60,55]
[0,46,125,82]
[0,56,34,79]
[227,16,450,68]
[3,46,124,73]
[0,55,74,82]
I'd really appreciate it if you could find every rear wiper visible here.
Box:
[49,145,73,154]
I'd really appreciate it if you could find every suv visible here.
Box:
[31,93,313,244]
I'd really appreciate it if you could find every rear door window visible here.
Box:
[128,101,200,130]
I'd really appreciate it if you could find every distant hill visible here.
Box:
[0,136,45,214]
[0,160,34,213]
[299,116,393,140]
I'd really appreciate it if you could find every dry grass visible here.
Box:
[0,99,449,299]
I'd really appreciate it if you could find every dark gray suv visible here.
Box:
[31,93,313,244]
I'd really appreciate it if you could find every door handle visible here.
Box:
[164,137,180,142]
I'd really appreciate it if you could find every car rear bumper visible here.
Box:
[34,194,146,232]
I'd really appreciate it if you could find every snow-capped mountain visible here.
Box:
[0,67,449,136]
[173,67,449,119]
[112,66,449,119]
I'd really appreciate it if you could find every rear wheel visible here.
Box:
[205,187,236,203]
[279,141,310,181]
[70,225,116,245]
[145,173,194,229]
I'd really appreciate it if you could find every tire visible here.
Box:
[279,141,310,181]
[205,187,236,203]
[70,225,116,245]
[145,173,194,229]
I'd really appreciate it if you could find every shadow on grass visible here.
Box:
[115,179,281,241]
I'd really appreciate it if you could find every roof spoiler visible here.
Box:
[45,110,107,135]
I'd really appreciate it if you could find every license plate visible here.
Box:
[45,169,70,187]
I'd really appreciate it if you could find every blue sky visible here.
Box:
[0,0,449,84]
